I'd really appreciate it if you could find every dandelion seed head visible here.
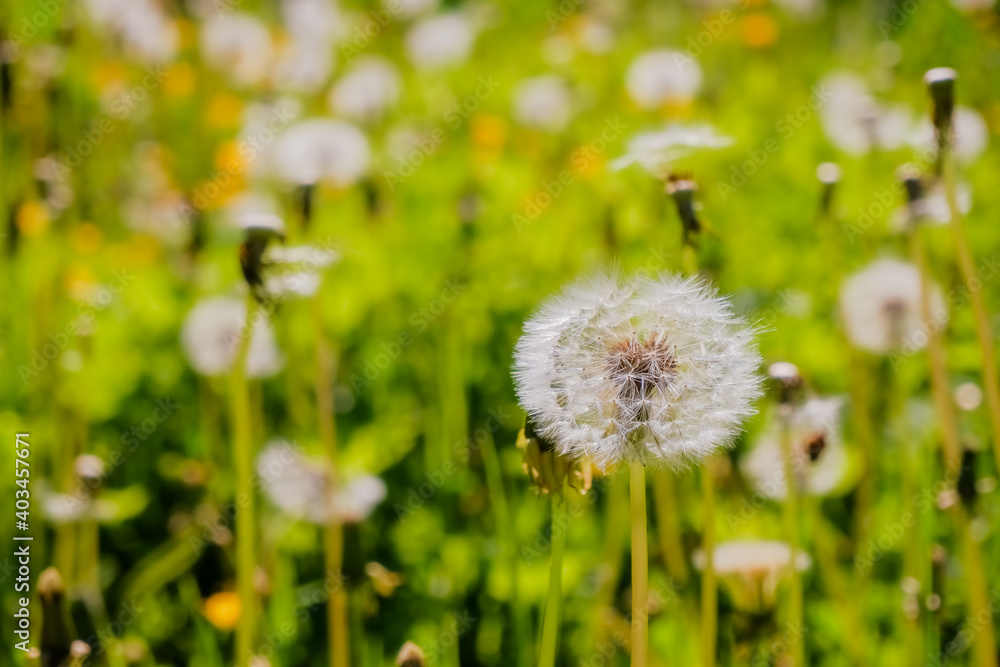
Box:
[180,297,284,378]
[405,13,476,70]
[839,258,944,354]
[329,57,401,122]
[514,271,763,470]
[272,119,371,186]
[512,75,573,133]
[694,539,811,613]
[625,50,702,110]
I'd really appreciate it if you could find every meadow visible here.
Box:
[2,0,1000,665]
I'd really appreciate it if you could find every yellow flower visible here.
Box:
[203,592,241,630]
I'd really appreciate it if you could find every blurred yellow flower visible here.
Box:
[164,63,196,98]
[64,265,98,301]
[207,94,245,130]
[71,223,104,255]
[17,201,50,236]
[471,115,507,151]
[742,13,778,48]
[203,592,242,630]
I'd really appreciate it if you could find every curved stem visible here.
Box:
[231,295,258,666]
[538,492,567,667]
[630,460,648,667]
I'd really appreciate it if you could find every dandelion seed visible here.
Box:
[513,270,763,471]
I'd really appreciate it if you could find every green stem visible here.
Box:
[941,147,1000,474]
[700,462,716,667]
[481,435,530,667]
[538,491,567,667]
[779,411,804,667]
[313,295,349,667]
[630,460,648,667]
[231,295,258,666]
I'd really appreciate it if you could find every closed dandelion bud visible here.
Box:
[517,418,593,495]
[396,641,426,667]
[666,173,701,245]
[38,568,73,667]
[924,68,957,150]
[816,162,841,218]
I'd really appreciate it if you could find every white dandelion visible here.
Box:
[512,75,573,133]
[910,105,989,164]
[625,50,702,110]
[257,441,386,524]
[200,14,274,86]
[694,540,811,614]
[819,72,914,155]
[270,39,334,94]
[611,124,733,176]
[180,296,284,378]
[741,397,856,499]
[405,13,476,70]
[328,57,402,123]
[513,271,763,471]
[271,119,371,186]
[261,244,339,298]
[839,259,944,354]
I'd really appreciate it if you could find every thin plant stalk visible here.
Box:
[630,460,648,667]
[941,148,1000,472]
[538,490,567,667]
[912,229,997,667]
[700,461,716,667]
[231,294,258,666]
[313,295,349,667]
[778,411,804,667]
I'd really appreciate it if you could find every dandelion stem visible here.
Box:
[538,490,566,667]
[699,461,716,667]
[231,294,258,666]
[313,294,349,667]
[941,149,1000,472]
[912,227,998,667]
[778,412,804,667]
[630,460,648,667]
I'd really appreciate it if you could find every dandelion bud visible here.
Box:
[924,67,957,149]
[396,641,426,667]
[38,568,73,667]
[767,362,802,405]
[816,162,841,218]
[517,418,593,495]
[239,222,286,300]
[957,447,978,509]
[666,173,700,245]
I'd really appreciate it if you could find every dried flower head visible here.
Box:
[694,540,811,614]
[839,259,945,354]
[924,67,957,146]
[513,271,762,470]
[396,641,426,667]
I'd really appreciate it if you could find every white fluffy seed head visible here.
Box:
[513,271,763,471]
[839,258,944,354]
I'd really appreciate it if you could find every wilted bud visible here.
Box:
[396,641,426,667]
[666,173,700,246]
[517,418,593,496]
[238,215,286,300]
[924,68,957,150]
